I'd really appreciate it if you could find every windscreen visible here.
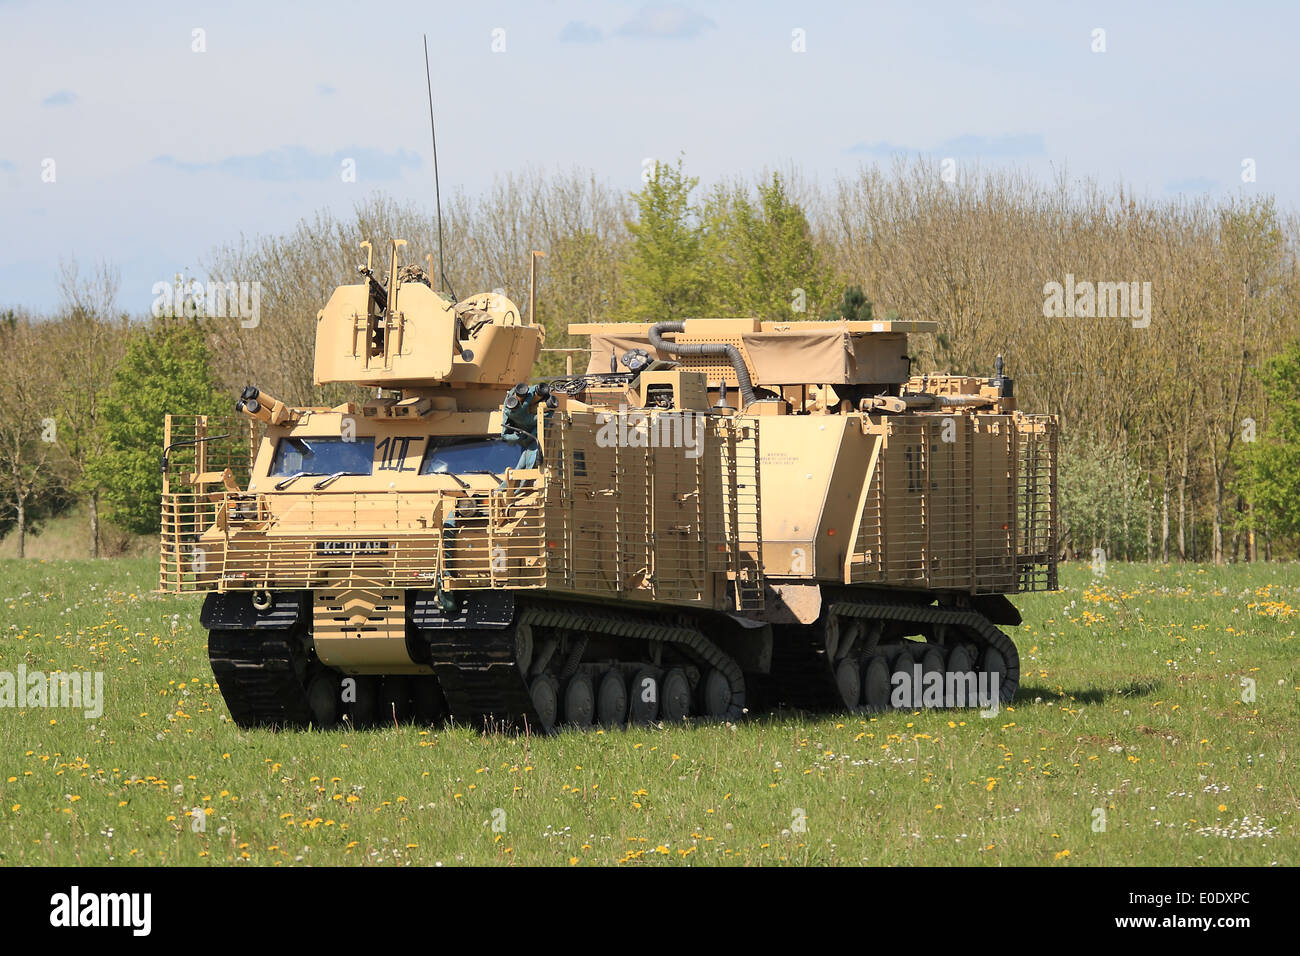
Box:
[419,437,523,475]
[269,437,375,476]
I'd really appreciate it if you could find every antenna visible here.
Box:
[423,34,455,301]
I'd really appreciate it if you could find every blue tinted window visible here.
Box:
[419,437,523,475]
[270,437,375,476]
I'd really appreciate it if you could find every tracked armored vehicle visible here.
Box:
[160,240,1058,731]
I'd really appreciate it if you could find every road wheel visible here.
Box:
[700,668,732,717]
[660,668,692,722]
[861,655,891,711]
[306,670,339,727]
[529,675,558,732]
[596,669,628,727]
[562,673,595,728]
[835,658,861,710]
[628,669,659,724]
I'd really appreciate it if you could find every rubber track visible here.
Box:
[422,601,747,728]
[830,602,1020,704]
[520,605,747,721]
[422,625,536,728]
[209,629,314,728]
[769,600,1020,709]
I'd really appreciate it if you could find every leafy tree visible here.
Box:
[51,259,129,557]
[823,285,874,322]
[535,229,623,378]
[705,172,834,320]
[618,157,708,322]
[0,315,69,555]
[88,319,226,535]
[1238,342,1300,540]
[1058,433,1153,561]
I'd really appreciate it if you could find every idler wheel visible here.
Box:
[980,646,1006,682]
[980,645,1016,703]
[514,623,533,673]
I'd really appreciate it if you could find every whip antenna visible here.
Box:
[423,33,455,300]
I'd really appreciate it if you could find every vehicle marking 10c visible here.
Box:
[377,436,420,472]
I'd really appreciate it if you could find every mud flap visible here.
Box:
[201,591,306,631]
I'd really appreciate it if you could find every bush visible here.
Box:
[88,319,226,535]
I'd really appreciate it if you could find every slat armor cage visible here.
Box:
[159,412,765,613]
[846,413,1058,593]
[160,409,1052,606]
[541,411,762,612]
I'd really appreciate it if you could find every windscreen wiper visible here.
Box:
[274,471,325,490]
[313,471,368,489]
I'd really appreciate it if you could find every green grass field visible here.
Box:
[0,507,151,561]
[1,558,1295,866]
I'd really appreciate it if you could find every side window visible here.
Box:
[419,437,524,475]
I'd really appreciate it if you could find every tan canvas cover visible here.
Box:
[742,328,852,383]
[585,324,909,384]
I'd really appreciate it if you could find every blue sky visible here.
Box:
[1,0,1294,313]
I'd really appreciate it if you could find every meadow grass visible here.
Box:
[0,507,151,560]
[0,558,1295,866]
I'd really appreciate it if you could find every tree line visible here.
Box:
[2,157,1298,564]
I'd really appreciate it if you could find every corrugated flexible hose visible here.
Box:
[648,320,757,407]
